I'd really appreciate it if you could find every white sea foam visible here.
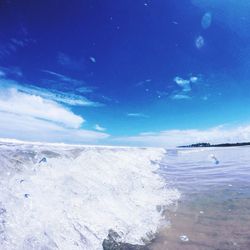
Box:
[0,142,180,250]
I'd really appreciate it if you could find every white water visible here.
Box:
[0,141,180,250]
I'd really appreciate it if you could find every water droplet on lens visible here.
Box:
[195,36,205,49]
[201,12,212,29]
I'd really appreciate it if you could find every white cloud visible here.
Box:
[0,88,83,128]
[174,76,191,92]
[0,83,109,143]
[171,94,191,100]
[0,68,111,144]
[0,111,109,143]
[94,124,106,131]
[113,125,250,147]
[190,76,199,83]
[127,113,149,118]
[171,75,201,100]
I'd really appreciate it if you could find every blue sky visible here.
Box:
[1,0,250,146]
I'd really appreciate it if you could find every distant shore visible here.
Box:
[178,142,250,148]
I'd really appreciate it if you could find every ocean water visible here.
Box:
[150,146,250,250]
[0,141,249,250]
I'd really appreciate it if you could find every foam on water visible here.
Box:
[0,142,180,250]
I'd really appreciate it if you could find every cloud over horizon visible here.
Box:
[114,125,250,147]
[1,76,249,147]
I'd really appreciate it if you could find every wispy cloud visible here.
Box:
[135,79,152,87]
[42,70,83,86]
[41,69,95,94]
[156,90,169,98]
[171,94,191,100]
[0,66,23,78]
[0,38,34,59]
[127,113,149,118]
[1,79,100,107]
[23,85,99,107]
[0,68,102,107]
[0,83,109,143]
[94,124,106,131]
[174,76,191,92]
[113,124,250,147]
[0,23,35,59]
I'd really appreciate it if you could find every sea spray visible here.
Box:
[0,142,180,250]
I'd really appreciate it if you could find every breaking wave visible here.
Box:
[0,142,180,249]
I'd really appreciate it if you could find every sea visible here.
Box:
[151,146,250,250]
[0,140,249,250]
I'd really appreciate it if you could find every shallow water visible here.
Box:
[150,146,250,250]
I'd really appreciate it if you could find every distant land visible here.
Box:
[178,142,250,148]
